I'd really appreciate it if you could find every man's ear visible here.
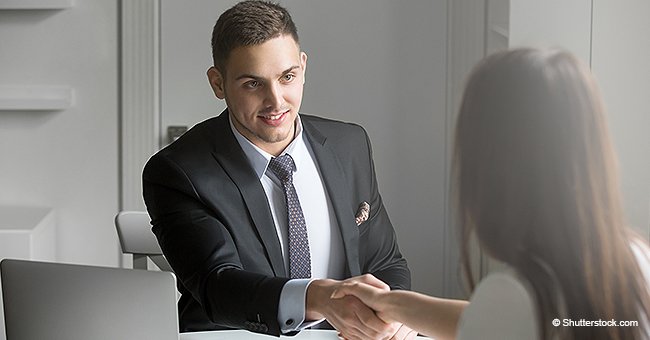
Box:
[207,66,226,99]
[300,52,308,85]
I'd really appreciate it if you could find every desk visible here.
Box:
[180,329,334,339]
[180,329,432,339]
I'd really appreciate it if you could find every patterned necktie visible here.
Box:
[268,154,311,279]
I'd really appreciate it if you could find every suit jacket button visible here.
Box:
[286,318,294,326]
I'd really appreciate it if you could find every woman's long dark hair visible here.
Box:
[454,48,650,339]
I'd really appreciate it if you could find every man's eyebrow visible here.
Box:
[280,65,301,75]
[234,65,301,81]
[235,73,260,81]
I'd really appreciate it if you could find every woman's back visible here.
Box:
[458,239,650,339]
[457,269,539,340]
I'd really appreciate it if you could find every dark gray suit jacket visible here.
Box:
[143,111,410,335]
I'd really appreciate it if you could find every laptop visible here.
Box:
[1,259,179,340]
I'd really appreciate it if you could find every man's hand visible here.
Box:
[306,275,409,340]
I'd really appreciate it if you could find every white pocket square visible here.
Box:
[355,201,370,226]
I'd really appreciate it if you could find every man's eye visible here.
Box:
[282,74,295,82]
[245,81,260,89]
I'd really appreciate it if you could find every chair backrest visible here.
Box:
[115,211,171,271]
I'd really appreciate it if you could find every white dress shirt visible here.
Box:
[229,114,345,332]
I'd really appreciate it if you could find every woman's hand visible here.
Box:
[330,274,394,323]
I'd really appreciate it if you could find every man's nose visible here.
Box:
[264,83,284,109]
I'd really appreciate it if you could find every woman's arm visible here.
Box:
[331,274,468,340]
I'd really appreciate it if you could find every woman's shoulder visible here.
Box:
[457,269,540,340]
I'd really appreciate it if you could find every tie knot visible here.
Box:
[268,154,295,183]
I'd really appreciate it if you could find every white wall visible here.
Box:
[160,0,449,295]
[591,0,650,237]
[0,3,119,264]
[509,0,592,62]
[160,0,223,137]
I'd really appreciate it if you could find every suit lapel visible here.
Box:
[302,117,361,276]
[209,112,287,277]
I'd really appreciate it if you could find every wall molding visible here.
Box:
[120,0,160,212]
[443,0,488,299]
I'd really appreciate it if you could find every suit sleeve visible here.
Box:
[357,128,412,290]
[143,153,288,336]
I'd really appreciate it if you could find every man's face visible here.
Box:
[207,34,307,156]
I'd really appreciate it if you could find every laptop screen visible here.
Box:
[1,259,179,340]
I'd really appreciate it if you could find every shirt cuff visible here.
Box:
[278,279,325,333]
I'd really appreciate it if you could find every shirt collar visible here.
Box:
[229,113,306,179]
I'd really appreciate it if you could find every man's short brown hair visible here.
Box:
[211,1,299,74]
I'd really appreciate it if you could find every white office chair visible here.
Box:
[115,211,172,272]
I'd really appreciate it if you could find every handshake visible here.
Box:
[306,274,418,340]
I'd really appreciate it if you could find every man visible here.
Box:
[143,1,412,339]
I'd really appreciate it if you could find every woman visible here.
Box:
[332,48,650,339]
